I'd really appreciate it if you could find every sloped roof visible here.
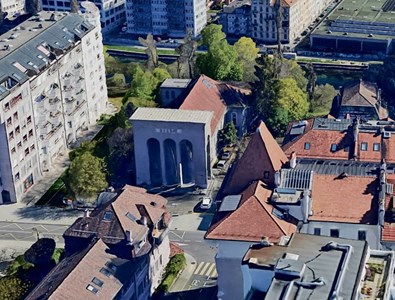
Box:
[311,174,378,224]
[341,80,387,119]
[381,176,395,242]
[205,181,296,243]
[26,239,124,300]
[224,122,288,194]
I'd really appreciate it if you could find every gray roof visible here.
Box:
[312,118,352,131]
[0,11,94,101]
[160,78,191,89]
[130,107,213,125]
[294,158,384,177]
[244,233,368,300]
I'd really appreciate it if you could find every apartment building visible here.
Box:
[251,0,331,44]
[26,185,172,300]
[0,3,107,204]
[125,0,207,38]
[40,0,126,32]
[0,0,25,17]
[219,0,251,39]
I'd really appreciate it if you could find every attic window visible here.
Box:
[99,267,112,277]
[304,142,310,150]
[105,262,117,272]
[126,212,137,222]
[330,144,337,152]
[361,142,368,151]
[86,284,98,294]
[103,211,113,221]
[373,143,380,152]
[92,277,104,287]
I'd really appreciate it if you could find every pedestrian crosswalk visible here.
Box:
[193,262,217,278]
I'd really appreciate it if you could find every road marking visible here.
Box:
[191,279,200,286]
[211,268,218,278]
[205,264,216,277]
[169,230,185,240]
[0,233,18,240]
[194,262,205,274]
[199,263,211,276]
[175,243,189,246]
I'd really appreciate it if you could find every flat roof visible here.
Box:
[130,107,213,125]
[312,0,395,40]
[160,78,191,89]
[244,233,368,300]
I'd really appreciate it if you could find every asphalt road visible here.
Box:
[0,221,68,244]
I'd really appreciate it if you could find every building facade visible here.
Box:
[40,0,126,32]
[0,4,107,204]
[218,0,251,39]
[125,0,207,38]
[0,0,25,17]
[250,0,331,44]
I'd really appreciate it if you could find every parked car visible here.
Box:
[200,197,213,210]
[221,151,231,160]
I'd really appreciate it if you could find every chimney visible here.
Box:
[301,190,311,223]
[274,171,281,187]
[353,117,359,159]
[125,230,133,245]
[140,216,148,226]
[290,152,297,169]
[84,209,90,218]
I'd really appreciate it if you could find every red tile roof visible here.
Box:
[224,122,288,194]
[48,239,122,300]
[311,174,378,224]
[178,75,227,134]
[206,181,296,243]
[283,119,395,163]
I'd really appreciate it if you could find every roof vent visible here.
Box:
[383,131,391,138]
[150,201,158,207]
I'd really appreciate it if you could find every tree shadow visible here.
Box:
[15,206,81,222]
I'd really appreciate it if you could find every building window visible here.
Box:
[9,131,14,140]
[358,230,366,240]
[232,112,237,126]
[15,172,20,181]
[91,277,104,287]
[361,142,368,151]
[86,284,98,294]
[13,112,18,120]
[28,129,33,137]
[7,117,12,126]
[304,142,310,150]
[343,146,349,152]
[27,116,32,124]
[263,171,270,179]
[17,141,22,148]
[313,228,321,235]
[15,126,20,135]
[331,144,337,152]
[330,229,339,238]
[373,143,380,152]
[23,135,27,142]
[99,267,112,277]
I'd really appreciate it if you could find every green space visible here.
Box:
[156,254,186,294]
[104,45,177,56]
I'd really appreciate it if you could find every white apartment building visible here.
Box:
[251,0,331,44]
[126,0,207,38]
[0,3,107,204]
[0,0,25,17]
[40,0,126,32]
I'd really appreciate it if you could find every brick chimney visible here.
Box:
[290,151,297,169]
[352,117,359,159]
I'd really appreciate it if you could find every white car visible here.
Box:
[200,197,213,210]
[221,151,231,160]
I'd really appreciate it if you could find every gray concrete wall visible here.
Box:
[132,120,210,188]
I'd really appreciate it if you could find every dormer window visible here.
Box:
[361,142,368,151]
[304,142,310,150]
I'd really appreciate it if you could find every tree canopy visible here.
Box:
[234,37,259,81]
[69,152,107,201]
[24,238,56,266]
[197,24,243,81]
[130,66,171,100]
[0,276,31,300]
[218,122,237,146]
[277,78,309,121]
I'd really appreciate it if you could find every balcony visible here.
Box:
[46,122,63,139]
[68,100,86,117]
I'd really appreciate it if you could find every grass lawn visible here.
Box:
[108,96,124,110]
[105,44,177,56]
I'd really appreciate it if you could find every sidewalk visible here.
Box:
[170,252,197,293]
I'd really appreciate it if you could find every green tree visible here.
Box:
[250,55,280,120]
[234,37,259,81]
[279,59,308,90]
[0,276,31,300]
[24,238,56,266]
[277,78,309,121]
[305,63,317,100]
[197,24,243,81]
[130,66,156,100]
[69,141,96,161]
[152,67,171,83]
[219,122,237,146]
[69,152,107,202]
[310,84,337,115]
[266,106,290,137]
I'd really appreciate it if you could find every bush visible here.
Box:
[0,276,31,300]
[156,254,186,294]
[6,255,34,276]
